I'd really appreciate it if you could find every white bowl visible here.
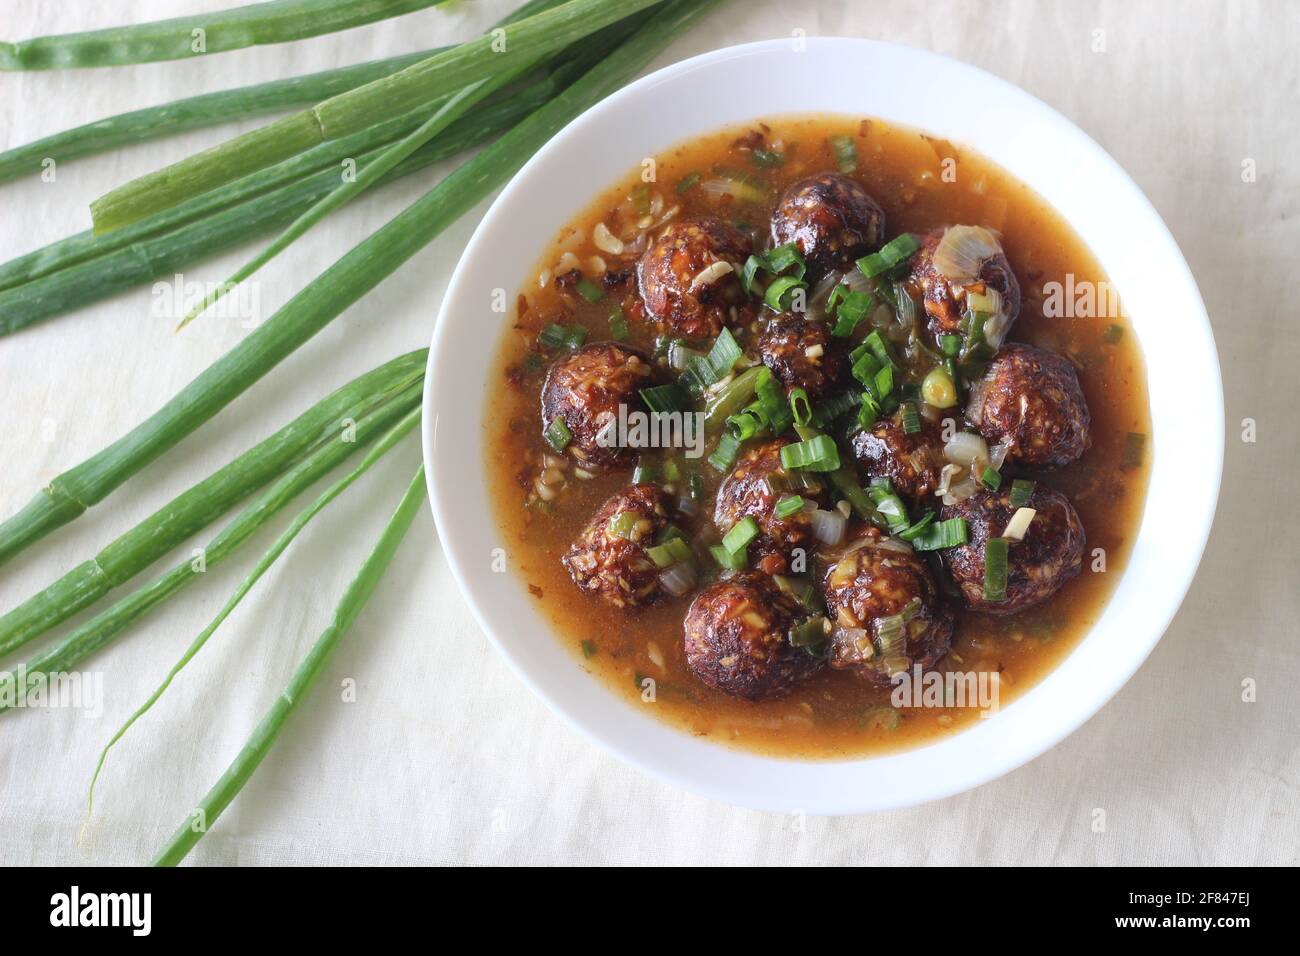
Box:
[423,38,1222,814]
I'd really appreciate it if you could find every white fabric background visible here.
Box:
[0,0,1295,866]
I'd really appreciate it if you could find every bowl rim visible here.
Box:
[423,36,1223,814]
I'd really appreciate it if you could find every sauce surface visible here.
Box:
[486,115,1151,759]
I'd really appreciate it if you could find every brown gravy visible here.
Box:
[485,115,1151,759]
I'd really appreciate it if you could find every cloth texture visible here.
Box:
[0,0,1295,866]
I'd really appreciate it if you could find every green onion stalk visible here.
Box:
[0,351,426,659]
[90,0,670,233]
[0,377,423,713]
[151,465,429,867]
[0,68,579,335]
[0,46,451,183]
[87,406,422,818]
[0,0,456,71]
[0,0,722,570]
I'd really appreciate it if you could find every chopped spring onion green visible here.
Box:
[740,241,806,295]
[875,612,905,655]
[581,639,598,658]
[750,147,786,168]
[900,402,922,435]
[867,481,910,533]
[788,615,828,648]
[754,367,793,435]
[662,459,682,482]
[857,394,880,431]
[538,322,587,350]
[639,383,690,414]
[1103,323,1124,344]
[983,536,1009,601]
[873,364,895,402]
[921,366,957,408]
[827,465,876,522]
[727,407,763,441]
[910,517,968,551]
[980,466,1002,490]
[606,511,637,539]
[789,388,813,427]
[1122,432,1146,470]
[688,473,705,500]
[811,389,861,428]
[708,430,743,472]
[830,289,873,337]
[608,306,629,340]
[680,327,742,397]
[862,329,898,369]
[709,543,747,570]
[856,233,920,279]
[780,435,841,472]
[939,334,962,357]
[722,516,759,555]
[646,537,693,568]
[575,277,604,302]
[764,275,806,312]
[544,416,572,452]
[1008,479,1036,507]
[966,289,998,313]
[829,134,858,173]
[675,170,702,193]
[897,510,936,541]
[774,495,806,519]
[704,364,763,431]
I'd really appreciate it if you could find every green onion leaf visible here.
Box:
[608,306,629,340]
[722,516,760,556]
[606,511,637,539]
[750,148,786,168]
[788,615,828,648]
[538,322,586,350]
[774,494,805,519]
[830,289,873,337]
[983,537,1009,601]
[680,326,742,397]
[675,170,702,193]
[855,233,920,279]
[900,402,921,435]
[764,275,806,312]
[780,434,841,472]
[708,430,743,472]
[910,517,968,551]
[543,415,572,452]
[829,134,858,173]
[980,466,1002,490]
[789,387,813,427]
[1103,323,1124,344]
[1008,479,1036,507]
[867,482,910,533]
[939,333,962,357]
[709,543,747,570]
[688,473,705,500]
[575,277,604,302]
[897,510,936,541]
[639,383,690,414]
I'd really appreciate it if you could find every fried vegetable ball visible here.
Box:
[540,342,654,469]
[684,570,823,701]
[770,172,886,280]
[561,484,673,609]
[714,438,829,573]
[939,484,1085,614]
[967,342,1091,469]
[636,217,752,338]
[850,408,948,506]
[820,529,954,688]
[758,313,851,400]
[907,225,1020,347]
